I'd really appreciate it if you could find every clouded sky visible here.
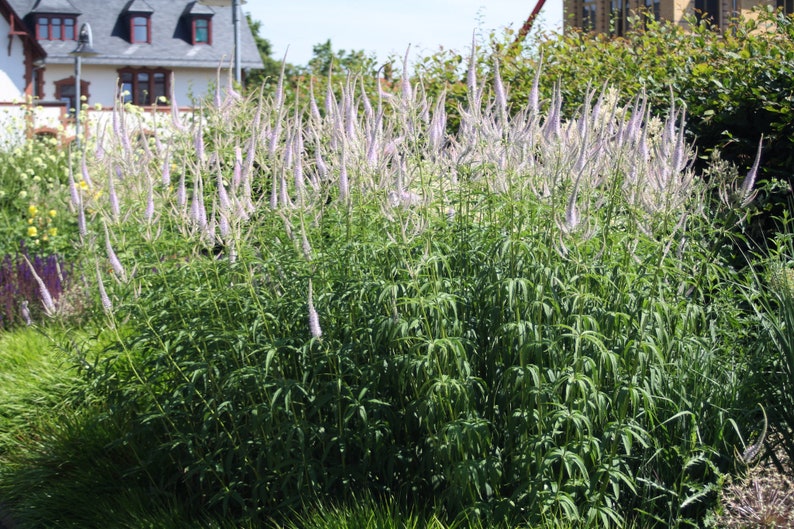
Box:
[242,1,563,66]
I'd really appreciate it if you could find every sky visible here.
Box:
[243,1,563,67]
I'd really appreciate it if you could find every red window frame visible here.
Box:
[118,67,171,106]
[192,16,211,45]
[54,77,91,116]
[36,15,77,41]
[130,15,151,44]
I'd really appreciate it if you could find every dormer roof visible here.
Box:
[30,0,79,14]
[184,1,213,16]
[123,0,152,14]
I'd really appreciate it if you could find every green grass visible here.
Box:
[0,327,79,451]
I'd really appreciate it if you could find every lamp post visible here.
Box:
[69,23,99,149]
[197,0,246,85]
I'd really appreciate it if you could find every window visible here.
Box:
[192,17,211,45]
[645,0,661,20]
[130,15,150,43]
[33,68,44,99]
[118,68,170,106]
[36,15,76,40]
[610,0,627,35]
[59,83,75,111]
[582,0,597,30]
[695,0,720,25]
[54,77,90,116]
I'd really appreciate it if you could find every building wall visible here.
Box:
[39,64,230,108]
[0,13,26,101]
[565,0,784,32]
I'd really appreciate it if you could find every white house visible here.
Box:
[0,0,263,144]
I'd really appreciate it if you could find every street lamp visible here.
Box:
[197,0,246,84]
[69,23,99,149]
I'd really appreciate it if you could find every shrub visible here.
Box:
[0,131,79,258]
[67,49,759,527]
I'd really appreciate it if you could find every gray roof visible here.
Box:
[124,0,153,14]
[30,0,79,14]
[6,0,264,69]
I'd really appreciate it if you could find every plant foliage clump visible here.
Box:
[63,52,759,528]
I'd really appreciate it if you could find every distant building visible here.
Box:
[0,0,263,144]
[563,0,792,35]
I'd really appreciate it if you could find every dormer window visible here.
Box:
[36,15,77,40]
[183,2,215,46]
[124,0,155,44]
[130,15,150,43]
[192,16,211,45]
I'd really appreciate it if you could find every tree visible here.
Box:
[244,13,290,91]
[306,39,378,77]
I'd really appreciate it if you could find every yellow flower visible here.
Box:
[79,180,88,190]
[28,204,38,216]
[48,209,57,218]
[27,226,38,237]
[48,227,57,237]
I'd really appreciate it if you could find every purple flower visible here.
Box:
[177,168,187,209]
[217,170,232,212]
[740,136,763,207]
[104,222,127,281]
[108,168,120,221]
[493,58,507,119]
[309,77,322,123]
[219,210,231,240]
[401,47,413,103]
[96,263,113,314]
[23,256,56,316]
[145,179,155,221]
[529,53,542,116]
[77,194,87,240]
[339,141,349,201]
[161,154,171,187]
[68,165,80,209]
[466,33,477,102]
[308,279,322,339]
[194,120,205,163]
[81,153,93,187]
[233,145,243,190]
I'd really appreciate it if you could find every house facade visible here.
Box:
[563,0,792,34]
[0,0,263,144]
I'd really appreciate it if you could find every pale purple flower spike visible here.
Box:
[308,279,322,339]
[24,256,56,316]
[96,263,113,314]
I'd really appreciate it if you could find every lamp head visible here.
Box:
[70,23,100,58]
